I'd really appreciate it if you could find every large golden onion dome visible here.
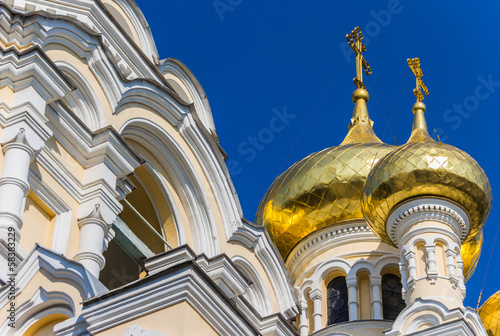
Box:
[479,290,500,335]
[255,89,394,259]
[362,101,492,246]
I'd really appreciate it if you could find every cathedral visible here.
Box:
[0,1,498,335]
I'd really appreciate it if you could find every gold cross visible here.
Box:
[346,27,372,89]
[407,58,429,101]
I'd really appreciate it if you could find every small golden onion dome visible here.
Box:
[255,89,394,259]
[362,102,492,246]
[461,228,482,282]
[479,290,500,335]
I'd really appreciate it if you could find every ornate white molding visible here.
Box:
[72,259,261,336]
[387,198,470,247]
[286,220,379,275]
[385,298,488,336]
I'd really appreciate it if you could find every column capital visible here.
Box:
[404,250,416,260]
[370,275,382,286]
[1,128,36,157]
[445,249,458,258]
[1,118,50,153]
[309,288,322,301]
[425,244,436,252]
[78,204,110,232]
[346,277,358,288]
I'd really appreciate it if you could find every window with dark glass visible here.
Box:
[382,274,405,320]
[327,276,349,325]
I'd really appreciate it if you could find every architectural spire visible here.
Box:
[341,27,381,145]
[407,58,433,142]
[408,101,433,142]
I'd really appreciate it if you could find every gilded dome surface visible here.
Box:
[362,102,492,246]
[256,89,394,259]
[480,290,500,336]
[461,228,482,282]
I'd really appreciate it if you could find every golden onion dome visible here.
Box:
[461,228,482,282]
[362,102,492,246]
[479,290,500,335]
[255,89,394,259]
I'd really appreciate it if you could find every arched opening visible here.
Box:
[23,313,68,336]
[233,258,271,317]
[164,75,193,104]
[100,164,178,290]
[416,243,428,277]
[381,274,405,320]
[326,276,349,325]
[357,272,371,319]
[102,2,139,45]
[435,242,447,275]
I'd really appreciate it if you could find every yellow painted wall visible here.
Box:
[29,164,81,258]
[21,191,55,251]
[416,243,427,278]
[358,272,372,320]
[96,301,218,336]
[435,242,447,275]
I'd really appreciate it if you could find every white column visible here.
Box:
[74,205,109,278]
[0,129,35,243]
[425,244,438,282]
[404,250,417,291]
[0,129,37,281]
[456,258,466,297]
[371,275,382,320]
[299,299,308,336]
[445,249,459,287]
[346,277,358,321]
[310,289,322,332]
[399,258,407,302]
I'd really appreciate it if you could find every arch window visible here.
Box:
[100,165,177,289]
[327,276,349,325]
[382,274,405,320]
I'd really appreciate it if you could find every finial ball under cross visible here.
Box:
[346,26,372,89]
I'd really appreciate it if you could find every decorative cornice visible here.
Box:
[286,221,374,271]
[346,277,358,288]
[387,198,469,246]
[81,260,259,336]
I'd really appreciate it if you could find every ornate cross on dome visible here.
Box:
[407,58,429,101]
[346,26,372,89]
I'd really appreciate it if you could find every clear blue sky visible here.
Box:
[139,1,500,308]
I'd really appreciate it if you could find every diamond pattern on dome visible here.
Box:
[479,290,500,336]
[255,142,394,259]
[362,141,492,247]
